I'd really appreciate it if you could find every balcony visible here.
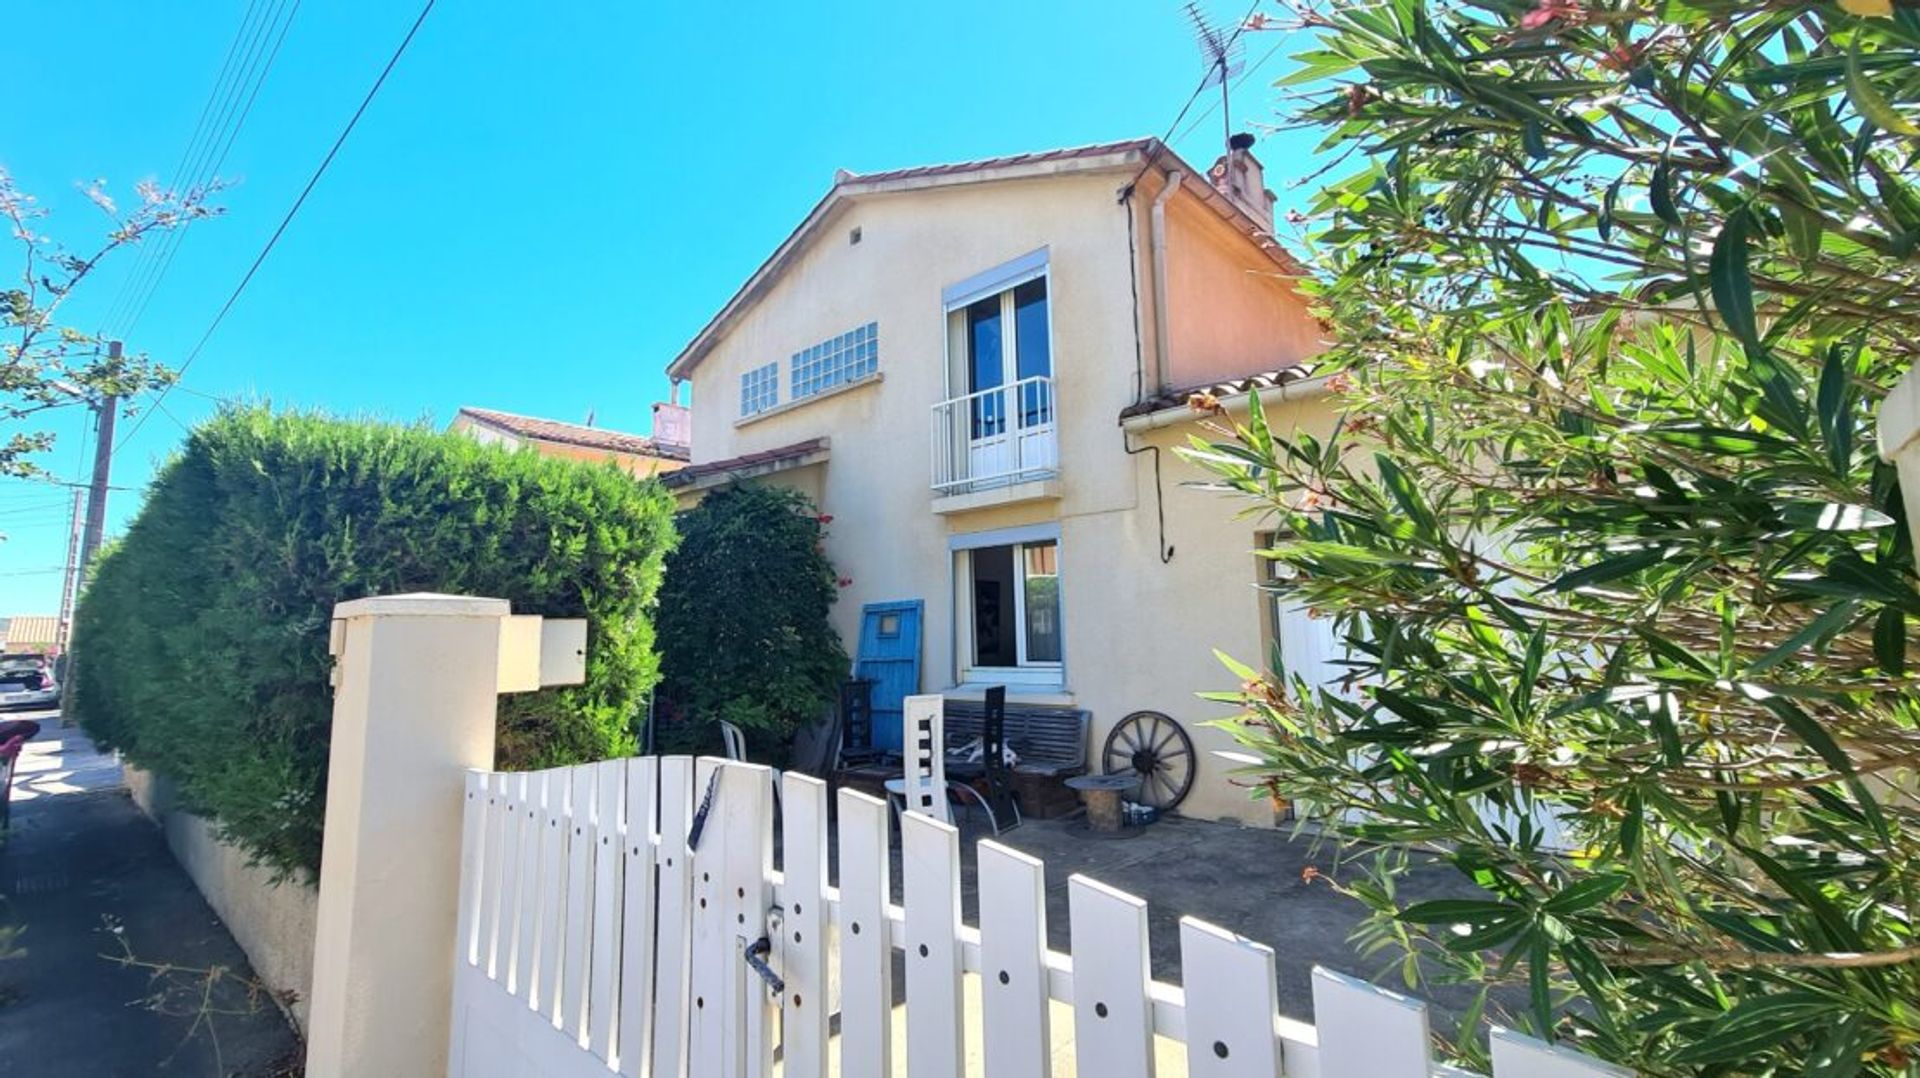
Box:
[930,375,1060,512]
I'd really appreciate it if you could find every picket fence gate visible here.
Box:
[447,757,1627,1078]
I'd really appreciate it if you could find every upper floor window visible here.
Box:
[792,322,879,401]
[943,251,1053,435]
[740,361,779,417]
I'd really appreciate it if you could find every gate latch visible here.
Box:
[742,937,784,998]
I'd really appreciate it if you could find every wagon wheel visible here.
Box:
[1101,711,1195,811]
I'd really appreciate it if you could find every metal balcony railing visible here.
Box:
[930,375,1058,495]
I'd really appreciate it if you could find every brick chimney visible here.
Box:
[1209,132,1276,231]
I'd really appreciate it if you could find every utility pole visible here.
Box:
[59,339,121,720]
[79,341,122,575]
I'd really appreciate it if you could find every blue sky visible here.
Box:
[1,1,1315,613]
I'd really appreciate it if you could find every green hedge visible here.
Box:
[656,484,846,760]
[70,408,676,877]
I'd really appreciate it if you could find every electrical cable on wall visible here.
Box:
[1105,2,1266,566]
[1121,183,1175,564]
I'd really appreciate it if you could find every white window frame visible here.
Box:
[950,524,1064,687]
[939,249,1053,402]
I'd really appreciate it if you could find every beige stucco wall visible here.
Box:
[1163,193,1323,389]
[126,766,318,1033]
[679,166,1332,824]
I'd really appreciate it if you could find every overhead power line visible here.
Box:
[117,0,438,451]
[1123,0,1265,197]
[102,0,304,342]
[98,0,274,336]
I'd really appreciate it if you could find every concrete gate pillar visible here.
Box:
[303,594,511,1077]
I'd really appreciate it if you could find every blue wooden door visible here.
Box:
[854,600,922,752]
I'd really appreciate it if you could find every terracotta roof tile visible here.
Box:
[661,438,829,490]
[1118,365,1320,420]
[2,615,60,646]
[847,138,1159,186]
[458,407,689,461]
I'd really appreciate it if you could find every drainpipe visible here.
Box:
[1148,170,1183,394]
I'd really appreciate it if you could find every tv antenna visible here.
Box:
[1185,2,1244,148]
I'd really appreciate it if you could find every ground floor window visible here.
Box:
[961,538,1061,680]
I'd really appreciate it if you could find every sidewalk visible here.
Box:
[0,713,301,1077]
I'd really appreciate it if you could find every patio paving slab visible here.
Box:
[947,812,1498,1027]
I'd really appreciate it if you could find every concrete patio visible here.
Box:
[828,798,1506,1032]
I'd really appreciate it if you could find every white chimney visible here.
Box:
[652,401,691,451]
[1210,132,1276,231]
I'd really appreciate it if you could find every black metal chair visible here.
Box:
[979,686,1021,831]
[832,678,883,770]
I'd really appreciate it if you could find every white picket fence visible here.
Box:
[447,757,1627,1078]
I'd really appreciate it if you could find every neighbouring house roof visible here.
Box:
[1118,365,1323,421]
[455,406,690,462]
[666,137,1310,382]
[661,438,830,493]
[2,615,59,647]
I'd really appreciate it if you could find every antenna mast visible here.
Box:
[1184,3,1244,150]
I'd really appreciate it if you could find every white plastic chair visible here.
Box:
[718,719,780,811]
[882,695,1003,832]
[719,720,747,762]
[897,695,950,824]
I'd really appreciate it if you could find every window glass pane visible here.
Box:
[970,545,1017,667]
[740,361,778,416]
[790,321,880,401]
[1012,278,1050,381]
[1022,541,1061,664]
[967,297,1004,439]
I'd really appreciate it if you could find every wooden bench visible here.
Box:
[943,700,1089,819]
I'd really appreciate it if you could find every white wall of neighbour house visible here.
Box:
[683,168,1339,825]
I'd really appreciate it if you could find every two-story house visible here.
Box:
[661,135,1341,825]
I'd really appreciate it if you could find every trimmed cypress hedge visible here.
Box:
[70,408,677,877]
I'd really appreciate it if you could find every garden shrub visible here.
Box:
[1190,2,1920,1072]
[70,408,676,877]
[655,484,846,761]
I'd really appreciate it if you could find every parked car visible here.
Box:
[0,653,59,711]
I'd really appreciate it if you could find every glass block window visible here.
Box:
[740,361,779,417]
[791,322,879,401]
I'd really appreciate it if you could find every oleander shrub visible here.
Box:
[655,484,847,761]
[70,408,676,878]
[1190,2,1920,1072]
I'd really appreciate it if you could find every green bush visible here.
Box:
[70,408,676,878]
[1189,2,1920,1072]
[655,484,846,760]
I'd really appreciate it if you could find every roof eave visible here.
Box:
[665,144,1162,382]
